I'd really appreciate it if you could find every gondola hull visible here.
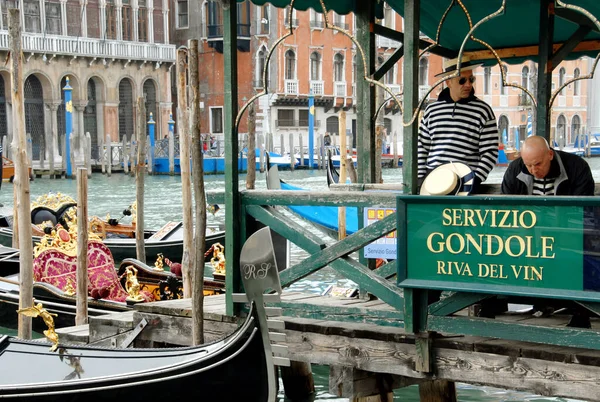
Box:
[0,304,269,401]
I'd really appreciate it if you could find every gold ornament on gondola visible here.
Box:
[124,266,144,302]
[17,302,60,352]
[210,243,226,277]
[154,253,164,271]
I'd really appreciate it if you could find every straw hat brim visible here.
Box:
[420,162,475,196]
[435,63,483,80]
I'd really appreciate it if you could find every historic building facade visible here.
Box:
[0,0,175,163]
[173,1,589,153]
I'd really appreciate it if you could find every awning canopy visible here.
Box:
[247,0,600,63]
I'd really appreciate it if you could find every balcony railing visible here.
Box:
[310,80,324,96]
[207,24,250,39]
[1,31,176,62]
[285,79,299,95]
[310,20,324,29]
[275,119,321,128]
[335,81,347,97]
[376,36,401,49]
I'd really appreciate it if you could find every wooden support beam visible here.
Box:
[464,39,600,62]
[329,366,422,401]
[280,361,314,399]
[419,380,457,402]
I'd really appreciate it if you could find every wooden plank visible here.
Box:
[428,315,600,350]
[465,39,600,62]
[243,190,399,207]
[429,292,490,316]
[133,311,237,346]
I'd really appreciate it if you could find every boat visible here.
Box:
[2,156,33,182]
[265,152,358,237]
[0,227,226,332]
[0,227,285,401]
[326,149,340,188]
[0,192,226,264]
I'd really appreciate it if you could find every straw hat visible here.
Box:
[420,162,475,196]
[435,55,483,79]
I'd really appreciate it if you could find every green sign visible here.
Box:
[396,196,600,301]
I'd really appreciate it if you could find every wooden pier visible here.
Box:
[57,292,600,401]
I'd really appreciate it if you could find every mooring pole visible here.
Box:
[9,8,34,340]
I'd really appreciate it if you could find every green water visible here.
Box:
[2,162,596,401]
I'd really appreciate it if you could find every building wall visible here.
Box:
[0,0,175,162]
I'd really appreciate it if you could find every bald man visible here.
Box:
[501,135,594,195]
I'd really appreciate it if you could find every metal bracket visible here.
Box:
[113,318,148,348]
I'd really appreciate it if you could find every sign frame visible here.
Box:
[396,195,600,303]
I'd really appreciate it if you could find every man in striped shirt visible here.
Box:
[501,135,594,196]
[418,57,498,194]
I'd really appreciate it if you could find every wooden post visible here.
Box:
[177,47,194,298]
[122,136,129,174]
[280,362,314,400]
[393,130,399,168]
[259,143,265,173]
[375,124,383,183]
[289,133,294,171]
[168,128,175,175]
[280,133,285,156]
[76,167,88,326]
[299,133,304,167]
[135,98,147,264]
[246,102,256,189]
[130,136,136,177]
[85,132,92,178]
[106,134,112,177]
[338,110,347,240]
[100,137,105,174]
[69,134,76,179]
[10,8,34,340]
[146,135,153,174]
[189,39,206,345]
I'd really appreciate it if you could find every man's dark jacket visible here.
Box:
[501,149,595,195]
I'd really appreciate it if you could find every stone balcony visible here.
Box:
[0,31,176,63]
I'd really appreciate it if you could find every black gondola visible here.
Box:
[326,149,340,188]
[0,226,285,401]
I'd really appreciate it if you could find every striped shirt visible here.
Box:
[418,89,499,181]
[532,177,556,195]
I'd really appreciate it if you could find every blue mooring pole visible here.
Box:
[308,90,314,169]
[148,112,155,172]
[63,76,73,177]
[168,114,175,137]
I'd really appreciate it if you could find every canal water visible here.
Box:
[1,158,597,401]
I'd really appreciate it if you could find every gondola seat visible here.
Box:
[33,239,153,303]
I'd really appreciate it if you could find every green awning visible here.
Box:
[248,0,600,62]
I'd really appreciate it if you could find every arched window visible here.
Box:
[419,58,428,86]
[334,53,344,82]
[326,115,339,135]
[285,49,296,80]
[559,67,566,94]
[118,79,134,141]
[573,68,580,96]
[256,47,267,86]
[143,80,157,137]
[25,75,45,160]
[556,114,567,147]
[310,52,321,81]
[498,115,509,143]
[84,79,99,159]
[483,67,491,95]
[521,66,529,90]
[571,115,581,144]
[500,65,508,95]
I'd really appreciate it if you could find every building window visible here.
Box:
[500,65,508,95]
[285,50,296,80]
[1,0,18,29]
[211,107,223,133]
[207,1,222,37]
[256,47,267,87]
[299,110,309,126]
[138,0,147,42]
[332,11,343,27]
[122,0,133,41]
[573,68,580,96]
[106,0,117,39]
[418,58,428,86]
[24,0,41,33]
[385,62,394,85]
[284,7,297,27]
[309,8,322,29]
[334,53,344,82]
[571,115,581,142]
[45,1,62,35]
[521,66,529,90]
[277,109,294,127]
[310,52,321,81]
[484,67,491,95]
[177,0,189,29]
[258,4,269,34]
[559,67,566,94]
[383,4,393,29]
